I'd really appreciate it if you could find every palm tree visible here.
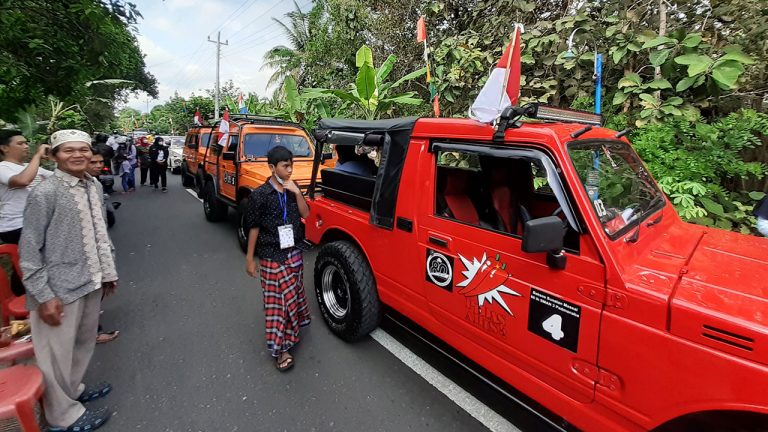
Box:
[261,1,312,94]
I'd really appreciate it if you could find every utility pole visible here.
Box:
[208,31,228,119]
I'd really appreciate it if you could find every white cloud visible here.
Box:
[123,0,295,114]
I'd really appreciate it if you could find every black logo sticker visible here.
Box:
[527,288,581,353]
[426,249,453,291]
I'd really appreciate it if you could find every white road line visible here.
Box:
[186,188,203,203]
[371,329,520,432]
[182,188,518,432]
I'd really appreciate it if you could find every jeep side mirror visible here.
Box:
[321,152,334,161]
[222,151,236,161]
[522,216,567,269]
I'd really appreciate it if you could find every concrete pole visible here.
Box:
[208,31,228,119]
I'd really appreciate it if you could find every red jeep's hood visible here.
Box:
[670,228,768,365]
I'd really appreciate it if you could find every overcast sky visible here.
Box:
[125,0,312,113]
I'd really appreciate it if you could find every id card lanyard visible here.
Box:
[271,179,294,249]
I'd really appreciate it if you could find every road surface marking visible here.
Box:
[371,329,520,432]
[183,187,519,432]
[186,188,203,203]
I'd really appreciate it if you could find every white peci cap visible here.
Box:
[50,129,92,149]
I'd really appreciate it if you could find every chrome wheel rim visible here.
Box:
[322,265,349,319]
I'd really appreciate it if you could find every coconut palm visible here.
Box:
[261,1,312,93]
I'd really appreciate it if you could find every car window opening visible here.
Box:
[243,133,312,159]
[435,150,580,251]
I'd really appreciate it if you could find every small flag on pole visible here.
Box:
[417,16,439,117]
[237,93,247,114]
[469,24,524,123]
[416,17,427,43]
[217,109,230,146]
[193,108,202,126]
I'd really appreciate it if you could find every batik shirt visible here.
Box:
[20,170,117,308]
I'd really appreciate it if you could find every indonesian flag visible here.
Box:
[237,93,247,114]
[217,109,230,146]
[193,109,201,126]
[416,17,427,43]
[469,24,523,123]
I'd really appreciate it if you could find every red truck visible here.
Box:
[304,106,768,432]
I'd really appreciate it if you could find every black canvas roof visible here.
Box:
[314,117,420,230]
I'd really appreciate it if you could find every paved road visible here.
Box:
[84,174,559,432]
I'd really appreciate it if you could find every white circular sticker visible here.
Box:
[426,252,453,287]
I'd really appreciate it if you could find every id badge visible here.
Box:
[278,224,295,249]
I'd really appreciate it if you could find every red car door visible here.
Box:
[416,142,606,403]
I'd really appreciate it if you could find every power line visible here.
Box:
[211,0,257,35]
[228,1,312,49]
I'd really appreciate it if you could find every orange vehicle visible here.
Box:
[181,125,214,190]
[199,115,330,251]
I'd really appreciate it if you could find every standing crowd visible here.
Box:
[0,127,172,431]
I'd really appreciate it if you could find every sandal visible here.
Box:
[96,330,119,344]
[48,407,111,432]
[276,354,294,372]
[76,382,112,403]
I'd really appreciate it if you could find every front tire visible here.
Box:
[181,164,195,187]
[203,181,228,222]
[314,241,381,342]
[237,198,249,253]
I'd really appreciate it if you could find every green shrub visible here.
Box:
[630,109,768,233]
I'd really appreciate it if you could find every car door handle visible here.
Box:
[428,236,450,248]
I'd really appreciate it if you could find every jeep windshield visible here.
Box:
[242,133,312,159]
[568,140,665,238]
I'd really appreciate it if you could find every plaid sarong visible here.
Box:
[259,249,311,357]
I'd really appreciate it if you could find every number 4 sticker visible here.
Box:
[542,314,565,340]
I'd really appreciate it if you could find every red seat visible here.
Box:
[0,365,45,432]
[442,170,480,225]
[0,245,27,326]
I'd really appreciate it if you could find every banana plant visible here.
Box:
[305,45,426,120]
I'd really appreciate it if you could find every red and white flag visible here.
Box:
[217,109,230,146]
[193,109,202,126]
[416,17,427,43]
[470,24,523,123]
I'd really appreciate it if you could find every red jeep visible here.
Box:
[304,107,768,432]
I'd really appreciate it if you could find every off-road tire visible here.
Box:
[237,198,249,253]
[314,241,381,342]
[203,181,228,222]
[195,172,204,198]
[181,166,195,187]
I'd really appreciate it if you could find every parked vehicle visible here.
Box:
[304,106,768,432]
[165,135,185,174]
[181,126,213,191]
[96,163,114,194]
[199,115,329,251]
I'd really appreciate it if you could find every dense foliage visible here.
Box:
[0,0,157,132]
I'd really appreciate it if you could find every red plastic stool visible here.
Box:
[7,295,28,320]
[0,365,44,432]
[0,341,35,365]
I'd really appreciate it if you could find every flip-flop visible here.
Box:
[76,382,112,403]
[48,406,111,432]
[96,330,119,344]
[276,355,294,372]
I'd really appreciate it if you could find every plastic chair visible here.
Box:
[0,364,44,432]
[0,341,35,366]
[0,244,28,326]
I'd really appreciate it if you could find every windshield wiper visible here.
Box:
[644,195,665,227]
